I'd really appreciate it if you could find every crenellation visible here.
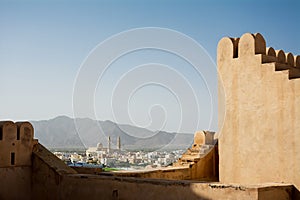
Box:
[16,122,34,142]
[286,52,294,67]
[262,49,298,74]
[275,50,286,64]
[218,32,300,194]
[253,33,266,55]
[266,47,276,57]
[194,131,205,146]
[218,33,300,81]
[238,33,254,57]
[262,47,277,63]
[218,33,298,69]
[295,55,300,68]
[0,31,299,199]
[0,121,37,167]
[217,37,236,64]
[17,122,35,165]
[0,121,18,167]
[0,121,17,141]
[238,33,266,57]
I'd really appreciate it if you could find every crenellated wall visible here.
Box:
[0,121,36,167]
[0,121,37,200]
[0,106,297,199]
[218,33,300,192]
[1,32,299,199]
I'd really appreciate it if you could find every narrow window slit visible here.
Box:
[11,152,15,165]
[0,127,3,140]
[17,128,20,140]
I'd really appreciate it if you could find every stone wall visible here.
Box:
[109,140,218,181]
[30,143,297,199]
[53,174,295,200]
[0,167,32,200]
[0,121,37,200]
[32,143,77,200]
[0,121,36,167]
[1,31,300,199]
[218,33,300,191]
[190,143,218,181]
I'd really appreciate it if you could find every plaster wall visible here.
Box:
[59,175,293,200]
[0,167,32,200]
[107,144,218,181]
[0,121,36,200]
[0,121,35,167]
[32,143,77,200]
[218,33,300,190]
[30,148,296,200]
[190,144,218,181]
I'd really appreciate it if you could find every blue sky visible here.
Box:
[0,0,299,133]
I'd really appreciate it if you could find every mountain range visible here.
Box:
[31,116,194,151]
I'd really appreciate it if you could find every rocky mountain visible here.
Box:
[31,116,194,150]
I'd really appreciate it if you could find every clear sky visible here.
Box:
[0,0,299,133]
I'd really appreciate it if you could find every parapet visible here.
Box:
[217,33,300,79]
[0,121,37,167]
[194,130,215,146]
[218,33,300,193]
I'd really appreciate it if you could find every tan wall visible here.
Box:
[58,174,293,200]
[0,121,36,200]
[29,137,295,199]
[107,145,218,181]
[32,143,77,200]
[0,121,35,167]
[0,167,32,200]
[60,175,249,200]
[106,166,192,180]
[32,152,61,200]
[71,166,102,174]
[258,186,299,200]
[190,144,218,181]
[218,33,300,190]
[30,146,295,200]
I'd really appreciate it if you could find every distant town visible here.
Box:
[52,136,185,170]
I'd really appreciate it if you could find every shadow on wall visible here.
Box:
[31,143,297,200]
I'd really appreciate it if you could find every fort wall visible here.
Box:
[30,143,298,200]
[0,121,37,200]
[108,133,218,181]
[218,33,300,191]
[1,32,299,199]
[48,174,295,200]
[32,143,77,200]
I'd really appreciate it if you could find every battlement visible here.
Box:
[217,33,300,79]
[0,121,37,167]
[218,33,300,192]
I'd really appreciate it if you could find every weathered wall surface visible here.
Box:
[58,175,293,200]
[0,116,295,199]
[258,185,299,200]
[218,33,300,191]
[32,143,77,200]
[105,166,191,180]
[30,146,296,200]
[190,144,218,181]
[0,121,36,200]
[71,166,102,174]
[0,121,35,167]
[108,143,218,181]
[0,167,32,200]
